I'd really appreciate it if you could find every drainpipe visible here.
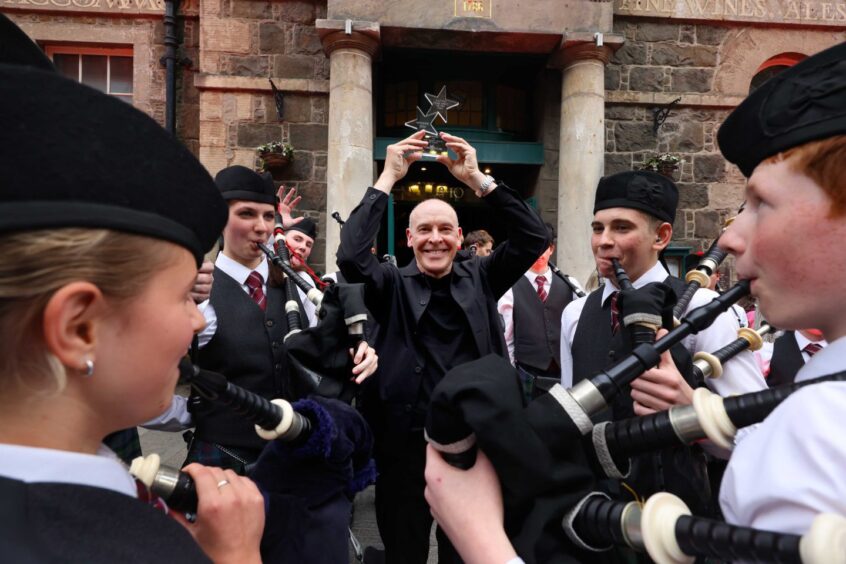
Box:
[161,0,181,135]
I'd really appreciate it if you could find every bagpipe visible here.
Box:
[569,491,846,564]
[673,239,729,319]
[134,360,377,562]
[257,211,367,401]
[425,270,752,468]
[590,368,846,478]
[423,269,752,561]
[549,261,586,299]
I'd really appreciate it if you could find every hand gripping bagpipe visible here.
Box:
[132,361,377,562]
[569,491,846,564]
[426,274,751,467]
[611,258,660,346]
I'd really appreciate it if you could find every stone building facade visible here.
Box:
[4,0,844,281]
[603,15,845,280]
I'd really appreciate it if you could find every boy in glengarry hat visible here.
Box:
[561,170,765,415]
[718,41,846,533]
[559,169,766,517]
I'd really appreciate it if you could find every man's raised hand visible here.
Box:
[374,130,428,193]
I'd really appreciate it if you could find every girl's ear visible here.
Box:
[42,282,104,374]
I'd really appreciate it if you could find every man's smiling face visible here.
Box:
[406,199,462,279]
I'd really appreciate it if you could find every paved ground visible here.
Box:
[138,427,437,563]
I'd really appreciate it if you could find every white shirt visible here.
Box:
[498,268,578,364]
[559,262,767,400]
[0,443,137,498]
[295,271,318,329]
[720,335,846,533]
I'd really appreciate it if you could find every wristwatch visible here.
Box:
[478,174,496,196]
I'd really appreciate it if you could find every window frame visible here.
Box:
[44,45,134,101]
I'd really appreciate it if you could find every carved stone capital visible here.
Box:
[316,19,381,58]
[548,31,625,69]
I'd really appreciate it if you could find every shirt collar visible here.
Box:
[215,252,269,286]
[796,334,845,383]
[601,261,667,306]
[0,443,137,498]
[524,268,552,285]
[794,331,827,352]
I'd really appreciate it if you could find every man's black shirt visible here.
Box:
[413,272,477,426]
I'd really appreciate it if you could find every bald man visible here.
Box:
[337,131,548,564]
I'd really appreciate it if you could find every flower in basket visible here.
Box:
[640,153,681,173]
[257,141,294,171]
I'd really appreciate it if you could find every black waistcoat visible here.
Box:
[0,477,210,563]
[195,267,289,450]
[768,331,804,387]
[571,276,714,516]
[512,274,573,371]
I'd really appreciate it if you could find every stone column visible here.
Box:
[549,36,621,287]
[316,20,380,271]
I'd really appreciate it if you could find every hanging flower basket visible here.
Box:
[257,142,294,172]
[260,152,291,170]
[640,153,681,178]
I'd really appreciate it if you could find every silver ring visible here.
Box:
[217,479,230,489]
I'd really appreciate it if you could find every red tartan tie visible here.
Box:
[535,275,548,302]
[609,291,620,335]
[803,342,823,357]
[245,271,267,311]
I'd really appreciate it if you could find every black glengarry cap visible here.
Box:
[594,171,679,224]
[214,165,277,206]
[288,216,317,240]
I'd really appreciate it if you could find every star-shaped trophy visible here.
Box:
[404,107,439,137]
[404,86,461,160]
[424,86,460,124]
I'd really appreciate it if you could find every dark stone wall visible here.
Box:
[604,17,743,277]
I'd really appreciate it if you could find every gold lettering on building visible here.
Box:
[616,0,846,22]
[2,0,162,12]
[454,0,492,18]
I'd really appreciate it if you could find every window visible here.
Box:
[435,80,483,127]
[496,84,528,134]
[46,46,134,103]
[384,80,419,128]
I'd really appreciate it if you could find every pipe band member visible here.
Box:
[498,223,582,400]
[717,41,846,534]
[560,170,767,518]
[337,130,549,564]
[0,15,264,563]
[183,166,377,472]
